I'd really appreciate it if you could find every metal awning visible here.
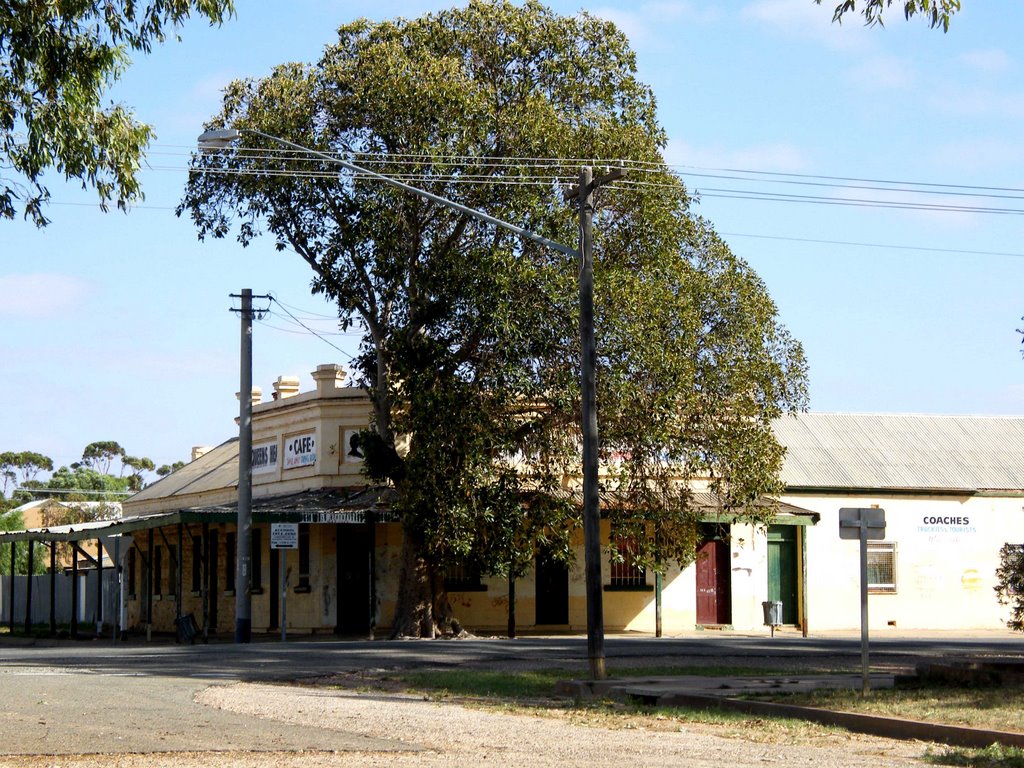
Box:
[0,487,397,543]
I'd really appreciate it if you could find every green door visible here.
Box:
[767,525,798,625]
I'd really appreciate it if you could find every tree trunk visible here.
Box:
[389,530,464,639]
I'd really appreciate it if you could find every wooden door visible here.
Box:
[534,552,569,625]
[767,525,798,625]
[335,525,370,635]
[695,536,731,625]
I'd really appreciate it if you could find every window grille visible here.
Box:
[225,532,236,592]
[191,536,202,592]
[154,546,163,596]
[251,528,263,591]
[444,562,484,591]
[127,547,137,597]
[298,524,310,589]
[610,537,646,588]
[867,541,897,594]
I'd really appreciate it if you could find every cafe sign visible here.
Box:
[284,431,317,470]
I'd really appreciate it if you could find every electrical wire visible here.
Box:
[264,295,357,360]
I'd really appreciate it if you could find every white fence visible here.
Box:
[0,571,121,631]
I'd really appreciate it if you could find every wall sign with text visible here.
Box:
[284,431,317,470]
[251,440,279,475]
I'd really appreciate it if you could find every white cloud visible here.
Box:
[740,0,871,52]
[844,54,917,90]
[588,2,719,48]
[664,138,811,172]
[931,137,1024,174]
[931,88,1024,120]
[958,49,1013,74]
[0,274,91,319]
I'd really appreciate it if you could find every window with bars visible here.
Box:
[153,546,163,596]
[127,547,136,598]
[191,536,202,593]
[868,541,897,593]
[225,532,236,593]
[443,561,485,591]
[609,537,647,589]
[297,524,311,591]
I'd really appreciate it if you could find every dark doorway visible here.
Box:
[767,525,799,625]
[335,525,370,635]
[534,551,569,625]
[695,526,731,626]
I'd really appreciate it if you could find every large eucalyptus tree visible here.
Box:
[181,0,807,637]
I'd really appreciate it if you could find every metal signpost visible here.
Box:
[838,507,886,694]
[271,523,299,641]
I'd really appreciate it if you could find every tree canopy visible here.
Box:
[819,0,961,31]
[1,0,233,226]
[182,0,808,637]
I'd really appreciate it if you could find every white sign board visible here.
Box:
[284,432,317,470]
[251,440,279,475]
[271,523,299,550]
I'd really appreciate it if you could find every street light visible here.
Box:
[197,127,619,678]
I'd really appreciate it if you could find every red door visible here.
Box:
[695,537,731,625]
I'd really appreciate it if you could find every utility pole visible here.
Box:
[230,289,270,644]
[576,166,625,681]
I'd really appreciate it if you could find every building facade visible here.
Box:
[5,369,1022,638]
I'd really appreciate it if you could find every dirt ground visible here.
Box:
[0,679,937,768]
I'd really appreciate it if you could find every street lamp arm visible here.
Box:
[197,127,579,259]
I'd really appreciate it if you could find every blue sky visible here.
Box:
[3,0,1023,474]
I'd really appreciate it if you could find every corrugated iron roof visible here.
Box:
[127,438,239,502]
[773,412,1024,492]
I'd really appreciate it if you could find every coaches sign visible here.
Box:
[284,432,317,470]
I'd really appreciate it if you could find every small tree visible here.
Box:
[995,543,1024,631]
[0,509,47,575]
[80,441,125,475]
[122,455,156,491]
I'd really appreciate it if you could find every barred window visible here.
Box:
[610,537,646,588]
[191,536,202,592]
[868,541,897,594]
[444,562,485,591]
[154,546,163,596]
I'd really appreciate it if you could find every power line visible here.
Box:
[719,232,1024,259]
[265,295,356,360]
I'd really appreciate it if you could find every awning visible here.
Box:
[0,487,397,543]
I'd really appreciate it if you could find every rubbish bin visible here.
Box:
[762,600,783,636]
[175,613,200,644]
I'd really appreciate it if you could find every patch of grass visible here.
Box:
[765,686,1024,733]
[924,744,1024,767]
[386,667,846,744]
[399,668,570,699]
[395,665,811,700]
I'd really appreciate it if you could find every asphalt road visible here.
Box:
[0,631,1020,757]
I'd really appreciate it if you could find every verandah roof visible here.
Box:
[0,487,395,543]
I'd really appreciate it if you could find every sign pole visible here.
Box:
[859,519,870,694]
[270,522,298,642]
[839,507,886,697]
[280,548,287,642]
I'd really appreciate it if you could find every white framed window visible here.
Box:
[867,541,897,594]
